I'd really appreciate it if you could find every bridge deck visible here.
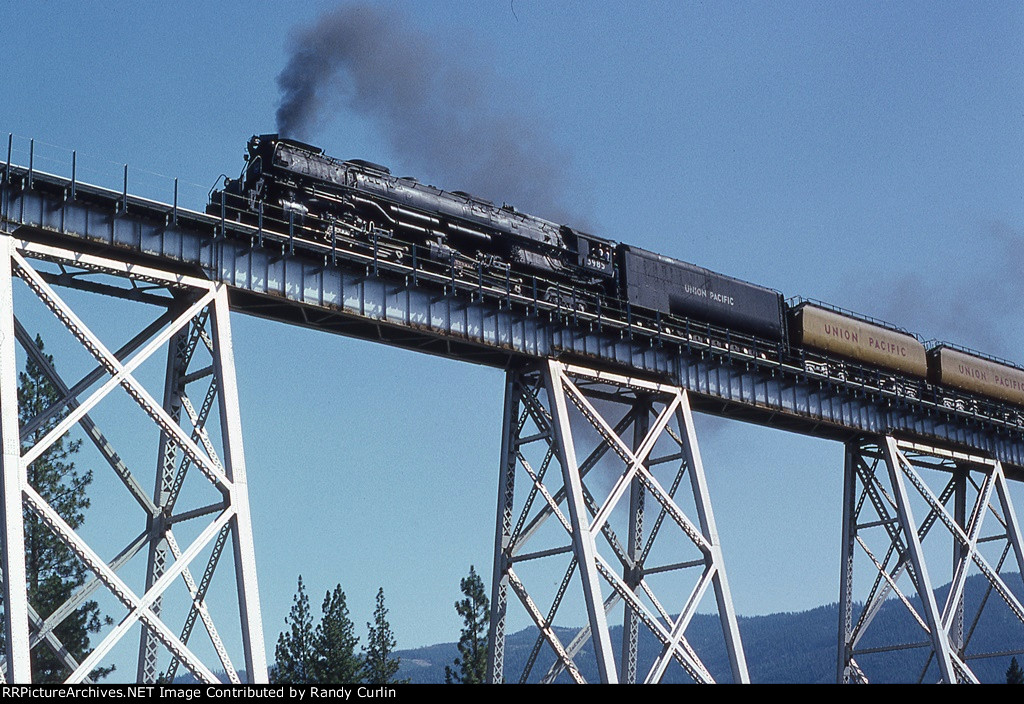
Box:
[4,164,1024,476]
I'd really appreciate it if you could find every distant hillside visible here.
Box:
[396,572,1024,683]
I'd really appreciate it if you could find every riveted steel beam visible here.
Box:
[4,168,1024,474]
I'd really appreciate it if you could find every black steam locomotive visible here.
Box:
[210,133,786,340]
[208,134,1024,417]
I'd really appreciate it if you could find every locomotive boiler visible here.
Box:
[213,134,616,287]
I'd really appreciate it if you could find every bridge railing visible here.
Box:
[4,133,211,216]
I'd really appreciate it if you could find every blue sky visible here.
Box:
[2,0,1023,676]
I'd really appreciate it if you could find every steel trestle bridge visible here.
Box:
[1,143,1023,683]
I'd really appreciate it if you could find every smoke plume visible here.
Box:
[276,4,583,224]
[858,220,1024,360]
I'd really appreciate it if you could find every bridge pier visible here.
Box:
[837,436,1024,683]
[0,235,267,683]
[486,360,749,683]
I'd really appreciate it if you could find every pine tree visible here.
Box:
[444,565,490,684]
[364,587,407,685]
[9,335,110,682]
[271,576,317,683]
[313,585,363,683]
[1007,656,1024,684]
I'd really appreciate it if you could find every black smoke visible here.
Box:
[276,4,583,225]
[856,220,1024,360]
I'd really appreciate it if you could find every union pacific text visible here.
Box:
[684,283,735,306]
[822,323,909,358]
[957,364,1024,393]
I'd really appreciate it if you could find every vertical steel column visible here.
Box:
[0,234,30,682]
[951,467,967,655]
[677,391,749,684]
[995,464,1024,580]
[619,397,650,684]
[137,323,189,682]
[836,442,857,684]
[881,438,956,682]
[210,285,268,683]
[544,360,619,683]
[486,371,519,684]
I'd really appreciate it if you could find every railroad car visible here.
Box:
[928,345,1024,408]
[619,245,785,340]
[789,302,928,378]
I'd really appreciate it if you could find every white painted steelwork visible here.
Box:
[485,361,748,683]
[0,236,30,682]
[837,437,1024,683]
[0,235,266,683]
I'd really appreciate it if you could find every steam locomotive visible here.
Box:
[209,134,1024,415]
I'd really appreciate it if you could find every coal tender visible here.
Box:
[618,245,786,340]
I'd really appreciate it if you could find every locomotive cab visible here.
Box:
[560,227,615,279]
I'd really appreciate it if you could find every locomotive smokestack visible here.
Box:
[275,3,584,224]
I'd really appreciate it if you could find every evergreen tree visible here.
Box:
[1008,656,1024,684]
[364,587,407,685]
[7,335,110,682]
[444,565,490,684]
[313,585,363,683]
[271,576,317,683]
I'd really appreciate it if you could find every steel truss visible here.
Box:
[837,436,1024,683]
[486,360,748,683]
[0,234,267,683]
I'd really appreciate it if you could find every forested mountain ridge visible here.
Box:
[395,573,1024,684]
